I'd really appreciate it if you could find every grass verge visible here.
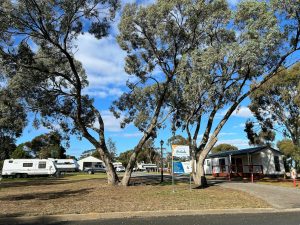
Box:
[0,173,270,217]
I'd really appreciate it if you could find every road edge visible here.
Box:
[1,208,300,224]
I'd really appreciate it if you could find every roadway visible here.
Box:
[3,211,300,225]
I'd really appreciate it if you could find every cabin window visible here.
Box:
[274,156,281,172]
[9,160,13,163]
[38,162,47,169]
[207,160,211,167]
[23,163,33,167]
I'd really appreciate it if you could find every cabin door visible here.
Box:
[236,158,243,173]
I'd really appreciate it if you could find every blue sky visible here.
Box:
[15,0,285,158]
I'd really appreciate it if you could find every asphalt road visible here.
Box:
[219,182,300,209]
[3,212,300,225]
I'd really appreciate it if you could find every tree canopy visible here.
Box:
[249,63,300,146]
[116,0,300,186]
[0,0,120,185]
[211,144,238,154]
[277,139,300,172]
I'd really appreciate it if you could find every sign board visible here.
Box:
[173,161,192,174]
[172,145,190,157]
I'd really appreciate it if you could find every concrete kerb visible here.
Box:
[2,208,300,224]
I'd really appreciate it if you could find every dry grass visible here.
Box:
[0,174,269,218]
[257,178,300,189]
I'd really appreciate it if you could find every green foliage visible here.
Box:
[249,63,300,147]
[0,89,27,139]
[11,144,32,159]
[92,138,117,161]
[211,144,238,153]
[106,138,117,161]
[117,140,159,167]
[137,139,159,164]
[23,132,66,159]
[0,0,119,161]
[244,120,276,146]
[0,136,16,160]
[0,1,121,183]
[167,135,189,146]
[277,139,300,171]
[117,150,133,168]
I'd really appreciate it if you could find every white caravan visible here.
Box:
[49,158,79,172]
[1,159,57,178]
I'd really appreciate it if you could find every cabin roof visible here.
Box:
[208,145,282,158]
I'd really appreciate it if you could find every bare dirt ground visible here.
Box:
[0,174,269,217]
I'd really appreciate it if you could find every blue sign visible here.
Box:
[173,161,192,174]
[173,162,184,174]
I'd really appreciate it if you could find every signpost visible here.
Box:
[291,168,297,187]
[171,145,192,192]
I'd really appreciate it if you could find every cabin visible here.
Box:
[77,156,104,171]
[204,146,285,178]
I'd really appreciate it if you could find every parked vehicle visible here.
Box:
[83,163,106,174]
[115,165,125,172]
[1,159,57,178]
[49,158,79,172]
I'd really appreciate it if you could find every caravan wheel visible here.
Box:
[15,174,21,179]
[22,173,28,178]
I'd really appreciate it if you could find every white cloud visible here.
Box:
[219,106,253,119]
[82,87,123,99]
[219,132,236,136]
[216,138,250,148]
[111,132,143,138]
[95,110,123,132]
[74,34,129,99]
[233,106,253,118]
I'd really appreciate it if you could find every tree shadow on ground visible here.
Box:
[0,188,93,201]
[0,178,103,189]
[129,174,230,187]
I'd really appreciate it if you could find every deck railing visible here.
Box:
[211,164,263,174]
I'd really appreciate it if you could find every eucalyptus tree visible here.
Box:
[0,89,26,159]
[113,0,225,185]
[248,63,300,169]
[169,0,300,186]
[249,63,300,147]
[0,0,120,185]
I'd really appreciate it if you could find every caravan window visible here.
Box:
[38,162,47,169]
[274,156,280,172]
[23,163,33,167]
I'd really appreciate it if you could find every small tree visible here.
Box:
[277,139,300,172]
[11,144,32,159]
[211,144,238,154]
[167,135,189,146]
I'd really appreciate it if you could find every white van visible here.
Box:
[1,159,57,178]
[49,158,79,172]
